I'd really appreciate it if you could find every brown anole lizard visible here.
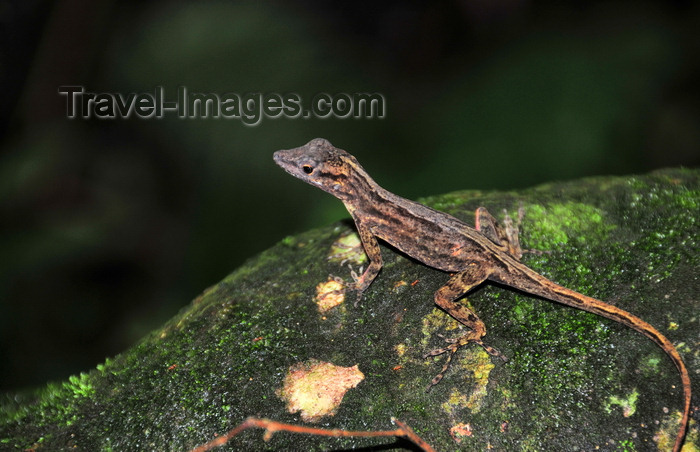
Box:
[273,138,691,451]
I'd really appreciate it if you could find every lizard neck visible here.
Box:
[337,163,389,208]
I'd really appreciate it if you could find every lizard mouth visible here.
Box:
[273,150,299,176]
[273,149,317,185]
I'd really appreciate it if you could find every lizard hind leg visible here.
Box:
[424,263,506,391]
[475,206,524,259]
[475,205,548,258]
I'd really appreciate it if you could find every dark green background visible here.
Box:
[1,0,698,391]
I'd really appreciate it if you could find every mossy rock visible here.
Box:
[1,168,697,451]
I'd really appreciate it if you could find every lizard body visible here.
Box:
[273,138,691,451]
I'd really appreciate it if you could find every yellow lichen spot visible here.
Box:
[276,359,364,422]
[315,278,345,313]
[442,388,469,416]
[394,343,407,357]
[462,349,495,413]
[328,232,367,266]
[440,348,495,416]
[392,280,407,292]
[654,410,698,452]
[421,308,461,348]
[449,422,473,443]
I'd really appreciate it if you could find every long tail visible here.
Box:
[498,262,691,452]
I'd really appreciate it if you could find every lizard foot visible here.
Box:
[423,335,506,391]
[329,274,365,306]
[347,265,366,306]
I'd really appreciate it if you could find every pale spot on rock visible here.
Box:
[276,359,364,422]
[315,278,345,313]
[449,422,473,443]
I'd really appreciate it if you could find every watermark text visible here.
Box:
[58,86,385,126]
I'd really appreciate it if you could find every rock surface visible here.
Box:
[1,168,697,451]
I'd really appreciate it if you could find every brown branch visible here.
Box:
[190,417,436,452]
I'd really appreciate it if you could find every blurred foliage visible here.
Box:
[0,0,698,390]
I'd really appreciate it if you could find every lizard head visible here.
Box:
[274,138,369,202]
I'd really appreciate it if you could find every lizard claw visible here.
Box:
[353,290,363,307]
[348,265,364,283]
[342,265,367,306]
[330,274,346,286]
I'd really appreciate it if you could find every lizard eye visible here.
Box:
[302,165,314,174]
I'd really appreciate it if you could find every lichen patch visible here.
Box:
[394,343,407,357]
[328,232,367,266]
[276,360,364,422]
[315,278,345,313]
[440,348,495,416]
[421,308,461,347]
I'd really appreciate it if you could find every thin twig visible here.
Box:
[190,417,436,452]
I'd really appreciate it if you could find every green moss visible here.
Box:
[502,290,617,437]
[421,190,484,213]
[639,355,661,377]
[604,389,639,417]
[522,202,611,249]
[0,371,95,429]
[617,439,636,451]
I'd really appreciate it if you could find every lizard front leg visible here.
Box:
[346,219,383,305]
[424,261,506,389]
